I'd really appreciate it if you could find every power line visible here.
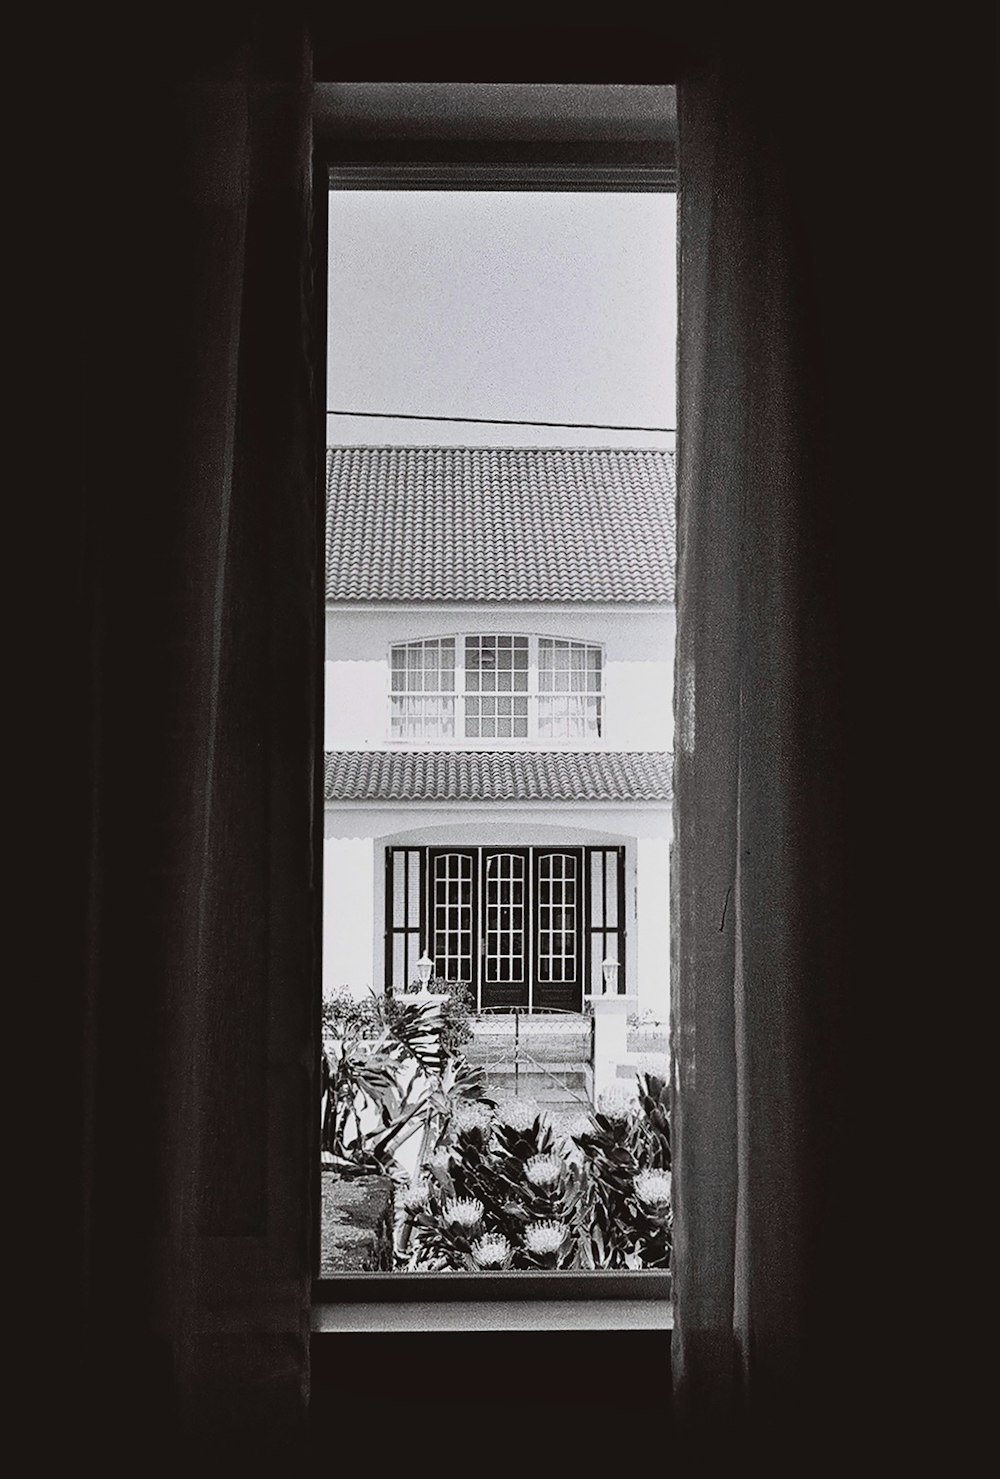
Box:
[326,408,676,434]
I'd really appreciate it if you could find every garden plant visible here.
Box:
[320,983,485,1176]
[398,1074,672,1271]
[321,985,672,1270]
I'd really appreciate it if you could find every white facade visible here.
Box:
[324,604,674,1021]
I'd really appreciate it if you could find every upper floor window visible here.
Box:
[390,635,603,742]
[390,637,456,739]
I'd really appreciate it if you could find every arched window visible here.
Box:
[389,635,603,741]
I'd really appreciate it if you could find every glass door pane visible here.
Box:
[534,850,583,1012]
[430,851,476,987]
[481,850,528,1009]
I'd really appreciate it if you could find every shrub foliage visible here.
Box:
[399,1074,672,1271]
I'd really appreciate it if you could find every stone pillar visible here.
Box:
[592,994,630,1102]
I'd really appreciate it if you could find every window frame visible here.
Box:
[387,632,604,745]
[314,81,676,1328]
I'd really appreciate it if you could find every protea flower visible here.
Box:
[399,1180,431,1213]
[470,1233,512,1269]
[634,1168,672,1208]
[524,1153,564,1190]
[597,1082,639,1121]
[524,1220,567,1256]
[443,1196,484,1229]
[449,1100,494,1135]
[495,1098,544,1133]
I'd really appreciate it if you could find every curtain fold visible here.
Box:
[671,53,850,1448]
[75,14,316,1461]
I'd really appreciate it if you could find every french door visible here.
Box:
[434,846,579,1010]
[385,843,624,1010]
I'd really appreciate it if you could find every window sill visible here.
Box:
[312,1272,672,1333]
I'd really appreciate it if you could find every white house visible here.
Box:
[323,445,675,1026]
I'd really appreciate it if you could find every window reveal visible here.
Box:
[389,635,603,741]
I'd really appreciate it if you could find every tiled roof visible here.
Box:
[326,446,676,603]
[324,750,673,803]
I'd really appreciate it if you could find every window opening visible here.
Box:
[320,101,675,1290]
[390,638,456,739]
[538,639,602,739]
[389,634,602,742]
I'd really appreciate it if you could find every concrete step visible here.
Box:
[474,1013,589,1025]
[472,1063,591,1086]
[486,1064,590,1084]
[472,1025,590,1045]
[494,1089,590,1107]
[466,1039,591,1067]
[471,1020,591,1036]
[485,1069,590,1105]
[615,1052,670,1079]
[627,1029,669,1054]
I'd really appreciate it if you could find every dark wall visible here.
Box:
[310,1331,672,1460]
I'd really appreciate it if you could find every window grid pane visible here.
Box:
[390,637,456,738]
[466,693,529,739]
[538,640,602,738]
[536,853,578,984]
[484,853,525,983]
[433,853,474,983]
[465,636,529,697]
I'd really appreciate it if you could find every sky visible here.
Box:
[326,190,676,450]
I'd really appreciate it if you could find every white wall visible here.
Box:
[322,835,375,1000]
[636,835,671,1023]
[325,605,674,752]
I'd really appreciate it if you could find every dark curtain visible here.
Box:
[667,23,997,1453]
[63,13,317,1464]
[671,47,853,1453]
